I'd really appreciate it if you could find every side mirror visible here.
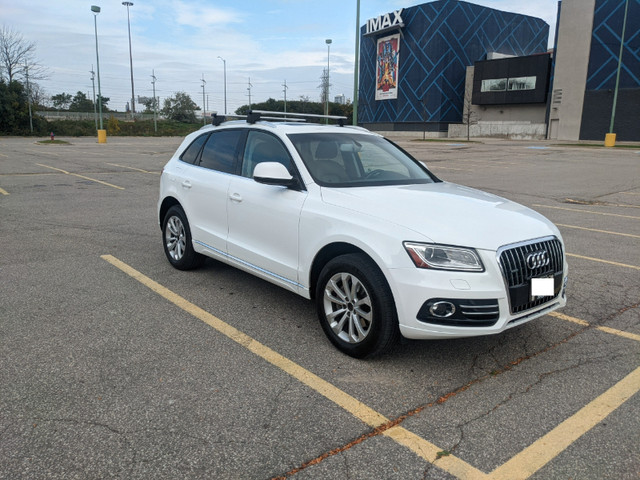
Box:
[253,162,298,188]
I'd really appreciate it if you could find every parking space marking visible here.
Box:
[533,204,640,220]
[106,163,160,175]
[101,254,640,480]
[489,366,640,480]
[566,253,640,271]
[0,187,8,195]
[557,224,640,239]
[550,312,640,342]
[37,164,124,190]
[101,254,486,480]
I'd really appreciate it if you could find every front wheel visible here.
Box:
[162,205,205,270]
[316,253,399,358]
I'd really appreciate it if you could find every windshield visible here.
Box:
[287,132,438,187]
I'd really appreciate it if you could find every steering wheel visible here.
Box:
[364,169,385,179]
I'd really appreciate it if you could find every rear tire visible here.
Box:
[162,205,205,270]
[316,253,399,358]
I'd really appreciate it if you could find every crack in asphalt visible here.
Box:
[272,314,629,479]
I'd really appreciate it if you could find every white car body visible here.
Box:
[159,117,567,356]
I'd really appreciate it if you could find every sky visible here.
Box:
[2,0,560,114]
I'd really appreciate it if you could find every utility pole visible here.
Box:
[151,69,157,133]
[353,0,361,125]
[122,1,136,116]
[25,63,33,133]
[201,74,206,125]
[90,66,98,130]
[247,77,253,110]
[283,80,288,115]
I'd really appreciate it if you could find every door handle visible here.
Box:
[181,180,192,189]
[229,192,243,203]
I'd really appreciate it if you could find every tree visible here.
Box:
[68,91,94,112]
[0,25,46,83]
[139,96,159,114]
[462,88,477,141]
[51,93,72,110]
[0,79,47,134]
[162,92,198,123]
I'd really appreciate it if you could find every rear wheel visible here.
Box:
[162,205,205,270]
[316,253,399,358]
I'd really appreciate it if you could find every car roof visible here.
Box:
[196,110,381,137]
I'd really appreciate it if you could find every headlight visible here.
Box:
[403,242,484,272]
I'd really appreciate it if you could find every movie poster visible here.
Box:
[375,33,400,101]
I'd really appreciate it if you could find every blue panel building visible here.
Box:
[358,0,549,132]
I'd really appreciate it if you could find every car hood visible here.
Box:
[320,182,559,251]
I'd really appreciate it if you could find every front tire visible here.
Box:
[316,253,399,358]
[162,205,205,270]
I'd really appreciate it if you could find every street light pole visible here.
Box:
[218,56,227,115]
[91,5,104,132]
[353,0,360,126]
[608,0,629,136]
[122,2,135,116]
[325,38,332,124]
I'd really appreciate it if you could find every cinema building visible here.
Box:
[358,0,640,142]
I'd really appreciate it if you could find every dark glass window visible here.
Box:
[241,131,292,178]
[199,130,242,173]
[180,133,208,164]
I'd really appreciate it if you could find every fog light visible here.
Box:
[429,301,456,318]
[562,276,568,299]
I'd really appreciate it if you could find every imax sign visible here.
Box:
[365,9,404,36]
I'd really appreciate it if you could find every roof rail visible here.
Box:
[248,110,348,126]
[211,113,247,126]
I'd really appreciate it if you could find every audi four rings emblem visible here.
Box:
[526,251,550,269]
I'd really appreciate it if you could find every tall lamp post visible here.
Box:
[122,2,136,115]
[91,5,105,142]
[325,38,332,123]
[353,0,360,126]
[605,0,629,147]
[218,56,227,115]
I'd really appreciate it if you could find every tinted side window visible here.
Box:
[180,133,209,164]
[241,131,293,178]
[199,130,242,173]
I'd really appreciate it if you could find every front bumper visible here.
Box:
[387,249,568,340]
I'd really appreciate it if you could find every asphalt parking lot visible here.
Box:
[0,134,638,479]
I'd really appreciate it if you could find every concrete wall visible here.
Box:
[447,66,548,140]
[547,0,596,140]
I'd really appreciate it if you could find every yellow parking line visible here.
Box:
[567,253,640,271]
[549,312,640,342]
[37,163,124,190]
[533,204,640,220]
[106,163,160,174]
[489,367,640,479]
[556,224,640,239]
[0,187,8,195]
[101,254,486,480]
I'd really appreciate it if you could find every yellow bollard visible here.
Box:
[97,129,107,144]
[604,133,616,147]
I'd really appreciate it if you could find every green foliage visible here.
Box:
[106,115,121,135]
[51,92,72,110]
[162,92,198,123]
[40,119,201,137]
[0,79,48,135]
[235,98,353,124]
[69,91,95,112]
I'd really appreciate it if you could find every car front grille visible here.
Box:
[498,237,564,314]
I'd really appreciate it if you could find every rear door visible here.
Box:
[182,129,243,256]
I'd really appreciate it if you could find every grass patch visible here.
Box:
[37,139,70,145]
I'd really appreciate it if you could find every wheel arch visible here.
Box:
[159,196,181,229]
[310,242,379,300]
